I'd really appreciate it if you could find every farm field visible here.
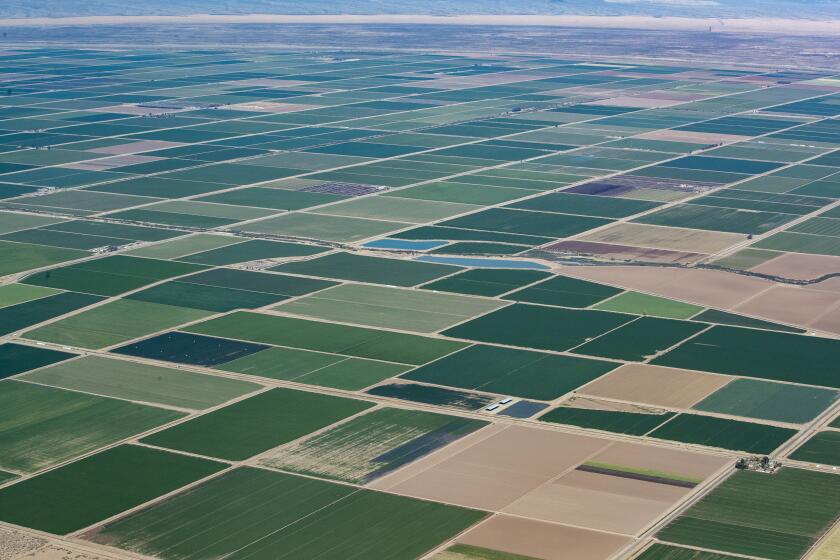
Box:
[0,45,838,560]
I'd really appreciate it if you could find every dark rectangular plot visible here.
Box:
[272,251,460,287]
[443,303,634,352]
[0,342,75,378]
[431,143,547,162]
[509,192,661,218]
[504,274,622,308]
[421,268,550,297]
[394,225,553,246]
[0,291,102,336]
[366,383,495,411]
[127,281,283,312]
[402,344,617,401]
[649,414,796,453]
[692,309,804,333]
[662,156,784,175]
[179,239,327,265]
[22,256,206,296]
[497,400,549,418]
[574,317,708,361]
[653,326,840,387]
[141,387,374,460]
[0,445,225,535]
[539,406,675,436]
[439,208,611,238]
[790,431,840,466]
[112,332,268,367]
[687,196,815,216]
[179,268,335,296]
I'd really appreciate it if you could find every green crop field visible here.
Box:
[89,468,486,559]
[0,381,183,472]
[261,407,487,483]
[693,378,839,424]
[649,414,796,453]
[23,356,261,410]
[790,431,840,466]
[659,468,840,560]
[141,388,374,460]
[402,344,617,400]
[0,445,225,534]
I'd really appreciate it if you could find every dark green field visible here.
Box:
[649,414,796,453]
[88,468,486,559]
[0,445,225,534]
[659,468,840,560]
[402,344,617,400]
[141,388,374,460]
[790,431,840,466]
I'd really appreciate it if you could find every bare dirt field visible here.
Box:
[0,527,46,560]
[590,442,730,480]
[456,515,631,560]
[639,130,752,144]
[370,425,608,511]
[561,265,772,309]
[579,224,744,255]
[547,240,703,264]
[750,253,840,281]
[579,364,732,409]
[502,469,688,534]
[733,285,840,327]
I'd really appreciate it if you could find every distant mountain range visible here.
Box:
[2,0,840,20]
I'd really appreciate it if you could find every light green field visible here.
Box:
[126,234,245,259]
[0,381,183,472]
[275,283,505,333]
[142,200,276,220]
[0,284,62,308]
[24,299,211,349]
[316,196,479,223]
[23,356,261,410]
[241,212,407,242]
[0,212,65,234]
[711,248,780,270]
[594,292,704,319]
[0,241,88,276]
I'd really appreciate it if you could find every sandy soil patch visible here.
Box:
[457,515,630,560]
[0,527,46,560]
[228,102,321,113]
[557,396,667,414]
[580,223,744,254]
[503,469,687,534]
[547,240,704,264]
[15,544,125,560]
[639,130,751,144]
[88,140,184,155]
[750,253,840,281]
[62,154,163,171]
[733,285,840,327]
[590,441,729,480]
[580,363,732,409]
[370,425,608,511]
[812,305,840,336]
[560,265,772,309]
[588,97,684,109]
[90,105,179,116]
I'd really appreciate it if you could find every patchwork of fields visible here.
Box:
[0,46,838,560]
